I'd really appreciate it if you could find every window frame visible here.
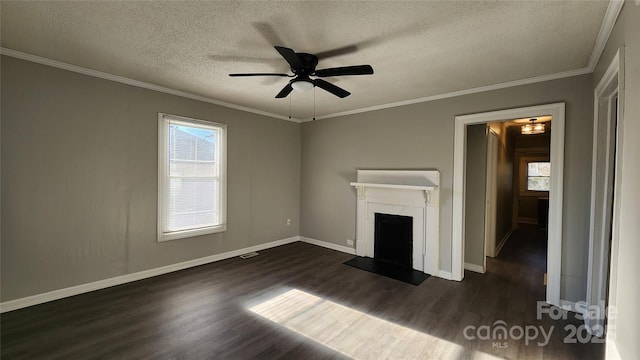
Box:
[519,155,550,197]
[157,113,227,242]
[526,161,551,192]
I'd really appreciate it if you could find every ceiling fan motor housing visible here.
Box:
[293,53,319,76]
[289,53,318,92]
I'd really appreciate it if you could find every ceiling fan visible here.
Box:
[229,46,374,99]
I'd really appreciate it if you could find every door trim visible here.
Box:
[586,48,624,336]
[452,102,565,307]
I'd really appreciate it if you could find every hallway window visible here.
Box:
[527,162,551,191]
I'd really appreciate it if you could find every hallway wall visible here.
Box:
[464,124,487,266]
[491,122,515,255]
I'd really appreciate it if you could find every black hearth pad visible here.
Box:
[343,257,430,286]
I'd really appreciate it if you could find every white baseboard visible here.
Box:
[299,236,356,255]
[0,236,299,313]
[495,228,514,256]
[606,338,622,360]
[437,270,454,280]
[300,237,460,282]
[560,299,577,312]
[464,262,485,274]
[559,299,588,318]
[301,236,459,281]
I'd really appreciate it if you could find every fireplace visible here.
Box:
[374,213,413,269]
[351,170,440,276]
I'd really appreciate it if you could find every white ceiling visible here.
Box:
[1,1,610,120]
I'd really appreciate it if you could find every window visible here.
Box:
[526,162,550,191]
[158,113,226,241]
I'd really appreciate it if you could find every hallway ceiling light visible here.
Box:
[522,118,545,135]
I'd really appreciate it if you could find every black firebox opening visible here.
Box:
[374,213,413,269]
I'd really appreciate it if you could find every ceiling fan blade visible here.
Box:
[210,54,278,65]
[313,79,350,98]
[274,46,303,72]
[315,45,359,59]
[229,73,292,77]
[252,22,285,47]
[314,65,374,77]
[275,83,294,98]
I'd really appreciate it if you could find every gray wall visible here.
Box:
[464,124,487,266]
[2,44,604,308]
[300,74,594,301]
[592,3,640,358]
[1,56,301,301]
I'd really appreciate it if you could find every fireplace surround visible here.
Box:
[351,170,440,276]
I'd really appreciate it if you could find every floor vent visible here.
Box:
[239,252,259,259]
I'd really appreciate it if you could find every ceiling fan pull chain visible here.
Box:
[313,87,316,121]
[289,93,292,120]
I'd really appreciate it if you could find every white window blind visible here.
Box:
[158,114,226,241]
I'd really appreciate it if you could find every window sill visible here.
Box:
[519,191,549,197]
[158,224,227,242]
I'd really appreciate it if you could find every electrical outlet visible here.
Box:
[346,239,354,246]
[286,218,291,226]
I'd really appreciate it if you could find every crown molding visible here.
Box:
[586,0,625,72]
[1,0,622,124]
[302,67,591,122]
[302,0,624,122]
[0,47,301,123]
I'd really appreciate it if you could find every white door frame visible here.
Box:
[452,102,565,307]
[586,48,624,335]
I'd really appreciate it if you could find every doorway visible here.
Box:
[464,118,552,274]
[494,118,551,251]
[452,102,565,307]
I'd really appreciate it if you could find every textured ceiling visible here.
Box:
[1,1,609,120]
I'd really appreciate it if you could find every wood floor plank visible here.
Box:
[1,231,604,359]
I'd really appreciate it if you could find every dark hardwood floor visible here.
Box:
[1,229,603,359]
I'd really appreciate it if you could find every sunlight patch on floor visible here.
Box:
[249,289,500,360]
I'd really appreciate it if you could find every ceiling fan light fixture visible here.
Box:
[291,80,314,92]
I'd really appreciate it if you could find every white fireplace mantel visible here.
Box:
[350,170,440,276]
[350,182,437,205]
